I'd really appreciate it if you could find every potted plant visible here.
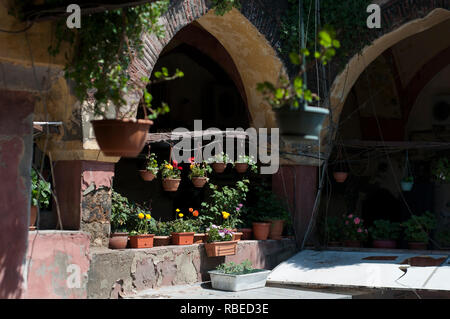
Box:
[188,158,212,188]
[128,205,155,249]
[160,160,182,192]
[233,155,257,174]
[342,214,368,248]
[257,27,339,140]
[401,176,414,192]
[402,211,437,250]
[207,152,232,173]
[30,168,52,230]
[188,209,207,244]
[139,153,159,181]
[208,260,271,292]
[252,219,272,241]
[109,191,132,249]
[369,219,401,249]
[436,229,450,250]
[324,216,344,247]
[170,212,195,245]
[153,220,172,247]
[204,224,238,257]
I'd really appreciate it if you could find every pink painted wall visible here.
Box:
[272,165,318,247]
[0,89,34,298]
[21,231,90,299]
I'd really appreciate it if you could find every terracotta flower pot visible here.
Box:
[235,163,248,173]
[205,240,238,257]
[194,233,207,244]
[212,163,227,173]
[333,172,348,183]
[373,239,397,249]
[408,242,428,250]
[139,170,156,181]
[129,234,154,249]
[252,222,271,240]
[269,220,284,240]
[91,119,153,157]
[232,232,243,241]
[192,177,208,188]
[109,232,129,249]
[153,235,171,246]
[162,178,181,192]
[344,240,362,248]
[238,228,252,240]
[30,205,38,229]
[171,232,195,245]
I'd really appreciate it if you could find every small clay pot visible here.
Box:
[238,228,253,240]
[171,232,195,245]
[252,222,271,240]
[162,178,181,192]
[269,220,284,240]
[333,172,348,183]
[154,235,171,246]
[129,234,154,249]
[212,163,227,173]
[373,239,397,249]
[235,163,248,173]
[139,170,156,181]
[192,177,208,188]
[109,233,129,249]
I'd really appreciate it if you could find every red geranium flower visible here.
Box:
[178,166,183,170]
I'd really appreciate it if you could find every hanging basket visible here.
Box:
[212,163,227,173]
[192,177,208,188]
[274,105,329,140]
[234,163,248,173]
[91,119,152,157]
[401,181,414,192]
[333,172,348,183]
[162,178,181,192]
[139,170,156,181]
[205,240,238,257]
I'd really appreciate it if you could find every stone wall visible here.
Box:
[87,239,297,299]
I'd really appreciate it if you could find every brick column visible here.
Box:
[0,89,34,298]
[53,160,114,247]
[272,165,318,248]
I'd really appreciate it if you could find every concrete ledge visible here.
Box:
[87,239,297,299]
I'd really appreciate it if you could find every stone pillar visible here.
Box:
[0,89,34,298]
[272,165,318,248]
[53,160,114,247]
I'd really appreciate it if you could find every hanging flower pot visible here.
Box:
[109,232,129,249]
[212,163,227,173]
[192,177,208,188]
[171,232,195,245]
[205,240,238,257]
[91,119,153,157]
[274,105,329,140]
[401,180,414,192]
[235,163,248,173]
[153,235,171,246]
[139,170,156,181]
[252,222,271,240]
[162,178,181,192]
[129,234,154,249]
[333,172,348,183]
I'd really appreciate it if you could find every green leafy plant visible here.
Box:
[206,152,232,164]
[211,0,241,16]
[31,168,52,209]
[369,220,402,241]
[144,153,159,174]
[432,157,450,183]
[233,155,258,173]
[402,211,437,243]
[342,213,368,242]
[129,205,156,235]
[153,220,172,236]
[160,160,182,179]
[200,179,250,229]
[111,191,133,233]
[436,229,450,247]
[257,26,340,110]
[170,216,195,233]
[215,260,256,275]
[206,225,234,243]
[324,215,344,242]
[188,158,212,179]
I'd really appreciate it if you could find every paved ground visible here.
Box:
[125,282,352,299]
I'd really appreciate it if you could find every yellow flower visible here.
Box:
[190,164,194,169]
[138,213,145,219]
[165,164,173,170]
[178,213,184,218]
[176,208,180,212]
[222,211,230,219]
[145,214,151,220]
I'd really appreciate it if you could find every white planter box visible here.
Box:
[208,269,271,292]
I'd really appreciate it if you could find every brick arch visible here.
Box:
[324,7,450,146]
[125,0,285,129]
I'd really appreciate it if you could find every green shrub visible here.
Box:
[369,220,402,240]
[215,260,256,275]
[402,211,437,243]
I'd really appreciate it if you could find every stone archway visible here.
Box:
[326,7,450,145]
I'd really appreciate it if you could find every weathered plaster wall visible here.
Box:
[0,89,34,298]
[87,239,297,299]
[21,231,91,299]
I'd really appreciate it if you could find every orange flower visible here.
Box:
[189,208,193,213]
[193,210,199,217]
